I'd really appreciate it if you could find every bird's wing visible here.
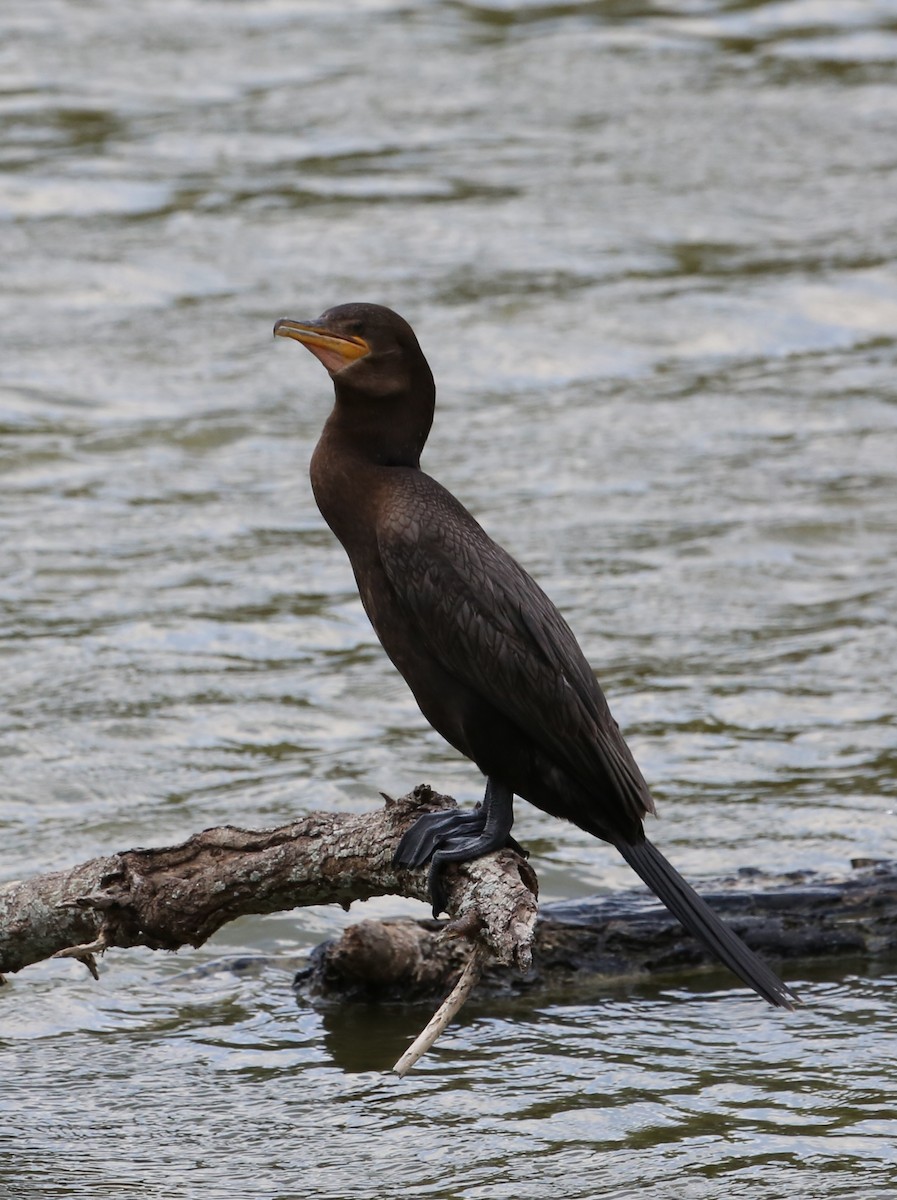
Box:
[377,480,653,824]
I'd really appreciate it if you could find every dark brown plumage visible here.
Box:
[274,302,797,1009]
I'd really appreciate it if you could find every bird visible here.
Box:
[274,302,797,1009]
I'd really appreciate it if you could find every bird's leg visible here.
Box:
[394,779,517,917]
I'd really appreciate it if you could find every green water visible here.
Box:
[1,1,896,1196]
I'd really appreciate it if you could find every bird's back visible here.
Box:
[362,467,655,838]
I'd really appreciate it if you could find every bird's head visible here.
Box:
[274,302,435,465]
[274,302,432,403]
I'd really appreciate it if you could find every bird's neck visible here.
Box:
[323,400,431,469]
[309,400,431,556]
[326,373,435,469]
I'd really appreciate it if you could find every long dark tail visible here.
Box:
[612,837,798,1009]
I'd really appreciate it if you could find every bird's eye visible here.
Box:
[346,321,365,337]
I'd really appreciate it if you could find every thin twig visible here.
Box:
[392,945,485,1077]
[51,932,108,980]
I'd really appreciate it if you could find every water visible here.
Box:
[2,0,897,1195]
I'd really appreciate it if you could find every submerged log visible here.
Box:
[295,858,897,1004]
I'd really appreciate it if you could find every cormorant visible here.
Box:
[274,302,796,1009]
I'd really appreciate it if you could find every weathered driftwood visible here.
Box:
[6,783,893,997]
[0,786,538,980]
[5,780,895,1072]
[296,858,897,1004]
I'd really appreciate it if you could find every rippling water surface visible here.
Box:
[2,1,896,1196]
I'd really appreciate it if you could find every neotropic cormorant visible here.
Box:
[274,302,796,1009]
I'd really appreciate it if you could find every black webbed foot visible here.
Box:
[425,828,513,917]
[394,779,518,917]
[393,806,484,869]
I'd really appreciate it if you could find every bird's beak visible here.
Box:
[273,318,371,373]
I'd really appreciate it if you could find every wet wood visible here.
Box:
[296,858,897,1003]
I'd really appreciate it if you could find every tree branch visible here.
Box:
[0,785,539,981]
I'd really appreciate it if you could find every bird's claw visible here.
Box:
[394,795,519,917]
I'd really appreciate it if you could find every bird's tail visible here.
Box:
[612,836,798,1009]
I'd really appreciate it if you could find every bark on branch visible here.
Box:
[0,785,539,981]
